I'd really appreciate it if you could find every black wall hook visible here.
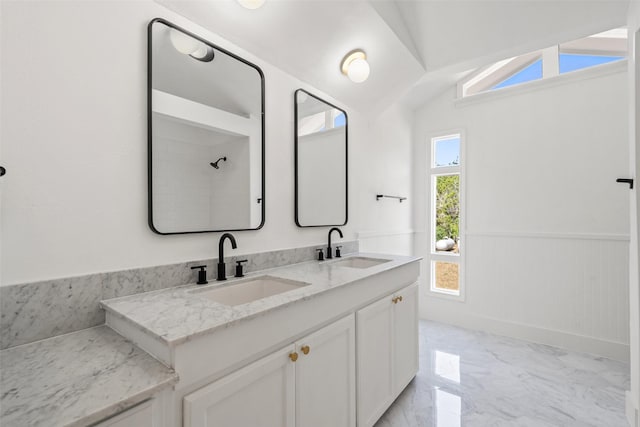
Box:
[0,166,5,177]
[616,178,634,189]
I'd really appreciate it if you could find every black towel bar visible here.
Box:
[376,194,407,203]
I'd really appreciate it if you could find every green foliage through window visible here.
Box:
[435,175,459,241]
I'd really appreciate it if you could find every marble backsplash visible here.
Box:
[0,241,358,350]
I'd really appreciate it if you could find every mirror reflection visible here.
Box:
[149,19,264,234]
[295,89,348,227]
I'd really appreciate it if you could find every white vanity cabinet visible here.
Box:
[356,282,419,427]
[103,255,421,427]
[296,314,356,427]
[183,314,356,427]
[93,400,156,427]
[392,283,419,393]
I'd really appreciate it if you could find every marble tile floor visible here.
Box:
[376,320,630,427]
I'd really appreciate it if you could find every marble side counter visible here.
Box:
[101,253,421,347]
[0,326,178,427]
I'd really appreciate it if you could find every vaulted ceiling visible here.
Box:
[156,0,630,115]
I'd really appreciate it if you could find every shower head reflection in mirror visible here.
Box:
[210,157,227,169]
[148,18,265,234]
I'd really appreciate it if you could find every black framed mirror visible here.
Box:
[148,19,265,234]
[294,89,348,227]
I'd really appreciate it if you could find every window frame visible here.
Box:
[428,131,466,301]
[457,27,628,98]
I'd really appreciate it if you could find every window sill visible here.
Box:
[428,288,465,302]
[431,251,460,257]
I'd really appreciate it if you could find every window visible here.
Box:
[459,27,628,97]
[430,134,463,297]
[558,54,623,74]
[298,109,345,137]
[491,59,542,90]
[558,29,627,74]
[433,136,460,167]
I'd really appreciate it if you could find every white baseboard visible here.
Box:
[421,308,630,362]
[627,391,640,427]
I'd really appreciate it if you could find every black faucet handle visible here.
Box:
[335,246,342,258]
[235,259,248,278]
[316,248,325,261]
[190,265,208,285]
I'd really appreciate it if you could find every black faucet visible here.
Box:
[217,233,237,281]
[326,227,343,259]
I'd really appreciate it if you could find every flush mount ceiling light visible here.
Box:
[169,29,214,62]
[341,50,370,83]
[237,0,266,9]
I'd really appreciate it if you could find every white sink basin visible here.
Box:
[191,276,309,307]
[329,257,391,269]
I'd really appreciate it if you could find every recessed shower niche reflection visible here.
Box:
[148,19,264,234]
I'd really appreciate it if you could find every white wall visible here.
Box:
[0,0,413,285]
[355,102,414,255]
[626,1,640,424]
[413,68,630,360]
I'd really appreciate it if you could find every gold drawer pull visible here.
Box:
[392,297,399,304]
[289,352,299,362]
[398,295,403,302]
[301,345,310,355]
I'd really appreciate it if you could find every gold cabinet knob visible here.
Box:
[301,345,310,355]
[392,297,399,304]
[398,295,403,302]
[289,352,299,362]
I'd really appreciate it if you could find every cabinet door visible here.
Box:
[296,314,356,427]
[356,295,395,427]
[183,345,295,427]
[393,282,419,393]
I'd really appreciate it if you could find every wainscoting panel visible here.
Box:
[422,232,630,361]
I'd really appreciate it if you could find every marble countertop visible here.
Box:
[0,325,178,427]
[101,253,421,347]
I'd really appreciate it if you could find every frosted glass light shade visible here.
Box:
[347,58,370,83]
[169,29,214,62]
[341,50,370,83]
[169,29,201,55]
[191,44,210,59]
[237,0,266,9]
